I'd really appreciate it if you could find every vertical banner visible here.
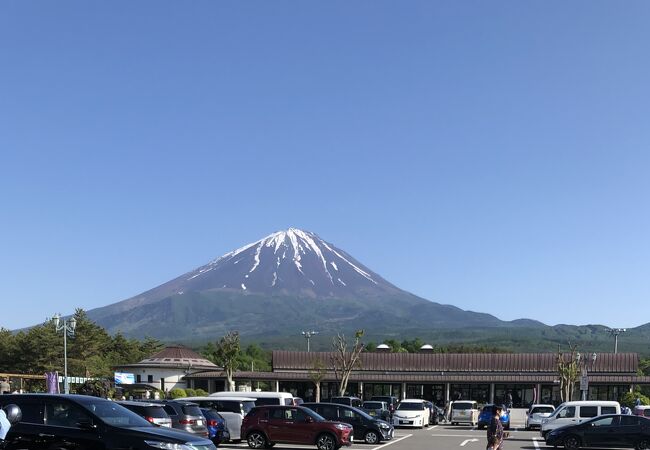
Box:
[45,371,60,394]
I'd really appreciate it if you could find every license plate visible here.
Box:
[400,420,413,425]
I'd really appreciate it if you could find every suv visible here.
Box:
[147,399,209,437]
[370,396,399,416]
[117,400,172,428]
[241,405,353,450]
[303,402,394,444]
[0,394,215,450]
[361,400,391,421]
[330,397,363,408]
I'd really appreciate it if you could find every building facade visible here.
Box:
[186,351,650,407]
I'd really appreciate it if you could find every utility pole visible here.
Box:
[301,330,319,352]
[52,314,77,394]
[609,328,626,354]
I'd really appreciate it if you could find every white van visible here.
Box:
[540,401,620,438]
[185,396,256,441]
[209,391,295,406]
[450,400,480,426]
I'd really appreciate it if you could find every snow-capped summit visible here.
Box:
[181,228,401,297]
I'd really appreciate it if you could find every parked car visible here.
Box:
[544,414,650,449]
[117,400,172,428]
[303,402,394,444]
[241,405,353,450]
[450,400,480,426]
[525,404,556,430]
[635,406,650,418]
[0,394,216,450]
[147,399,209,437]
[201,407,230,446]
[185,396,256,441]
[370,396,399,416]
[293,397,305,405]
[330,396,363,408]
[424,401,439,425]
[361,400,391,422]
[392,399,431,428]
[477,404,510,430]
[540,401,621,439]
[209,391,295,406]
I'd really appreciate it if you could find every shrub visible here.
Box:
[194,388,208,397]
[169,388,187,399]
[619,391,650,408]
[184,388,196,397]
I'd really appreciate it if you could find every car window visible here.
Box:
[644,410,650,417]
[341,408,358,419]
[531,407,555,414]
[318,405,337,419]
[558,406,575,418]
[284,398,294,406]
[601,407,617,415]
[452,403,473,410]
[270,408,286,420]
[255,398,280,406]
[580,406,598,418]
[621,416,639,426]
[590,417,614,427]
[364,402,382,409]
[83,400,152,428]
[398,402,424,411]
[9,400,44,425]
[46,401,91,428]
[163,405,177,416]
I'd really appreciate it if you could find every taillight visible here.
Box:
[179,419,197,425]
[208,419,218,427]
[145,417,155,423]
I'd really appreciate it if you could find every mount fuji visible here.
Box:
[86,228,542,346]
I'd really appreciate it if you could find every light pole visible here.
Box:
[301,330,318,352]
[577,352,597,401]
[52,314,77,394]
[609,328,626,354]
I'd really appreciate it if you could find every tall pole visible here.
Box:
[609,328,626,354]
[301,330,318,352]
[63,326,68,394]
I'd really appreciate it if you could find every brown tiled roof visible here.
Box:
[272,351,639,374]
[117,345,219,370]
[184,370,650,385]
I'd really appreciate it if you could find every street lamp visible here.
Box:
[576,352,597,401]
[301,330,318,352]
[52,314,77,394]
[608,328,626,354]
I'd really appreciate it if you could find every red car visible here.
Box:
[241,405,353,450]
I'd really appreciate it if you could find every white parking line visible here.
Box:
[460,438,479,446]
[371,433,412,450]
[532,436,543,449]
[431,434,481,437]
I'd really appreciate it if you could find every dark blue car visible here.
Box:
[477,404,510,430]
[201,408,230,446]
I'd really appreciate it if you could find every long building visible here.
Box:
[186,350,650,407]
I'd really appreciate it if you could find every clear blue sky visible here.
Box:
[1,1,649,330]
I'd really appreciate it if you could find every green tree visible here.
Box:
[215,331,241,391]
[308,358,327,402]
[557,343,580,402]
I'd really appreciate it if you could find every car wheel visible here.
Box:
[478,424,484,430]
[316,433,337,450]
[563,435,581,450]
[636,438,650,450]
[247,431,267,449]
[364,430,380,445]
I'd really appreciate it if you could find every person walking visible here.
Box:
[486,405,505,450]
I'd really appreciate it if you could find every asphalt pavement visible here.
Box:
[221,423,548,450]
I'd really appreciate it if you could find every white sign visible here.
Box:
[580,375,589,391]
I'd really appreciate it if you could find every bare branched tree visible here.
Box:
[330,329,365,396]
[557,343,580,402]
[308,358,327,402]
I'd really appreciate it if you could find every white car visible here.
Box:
[392,399,430,429]
[525,404,555,430]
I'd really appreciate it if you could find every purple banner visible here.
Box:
[45,371,59,394]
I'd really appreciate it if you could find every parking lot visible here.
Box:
[222,424,548,450]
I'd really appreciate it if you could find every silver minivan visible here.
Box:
[540,401,620,438]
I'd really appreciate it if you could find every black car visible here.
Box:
[302,402,394,444]
[545,414,650,450]
[330,396,363,408]
[0,394,216,450]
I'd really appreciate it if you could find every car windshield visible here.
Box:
[397,402,423,411]
[303,408,326,422]
[364,402,383,409]
[82,399,152,428]
[531,407,555,414]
